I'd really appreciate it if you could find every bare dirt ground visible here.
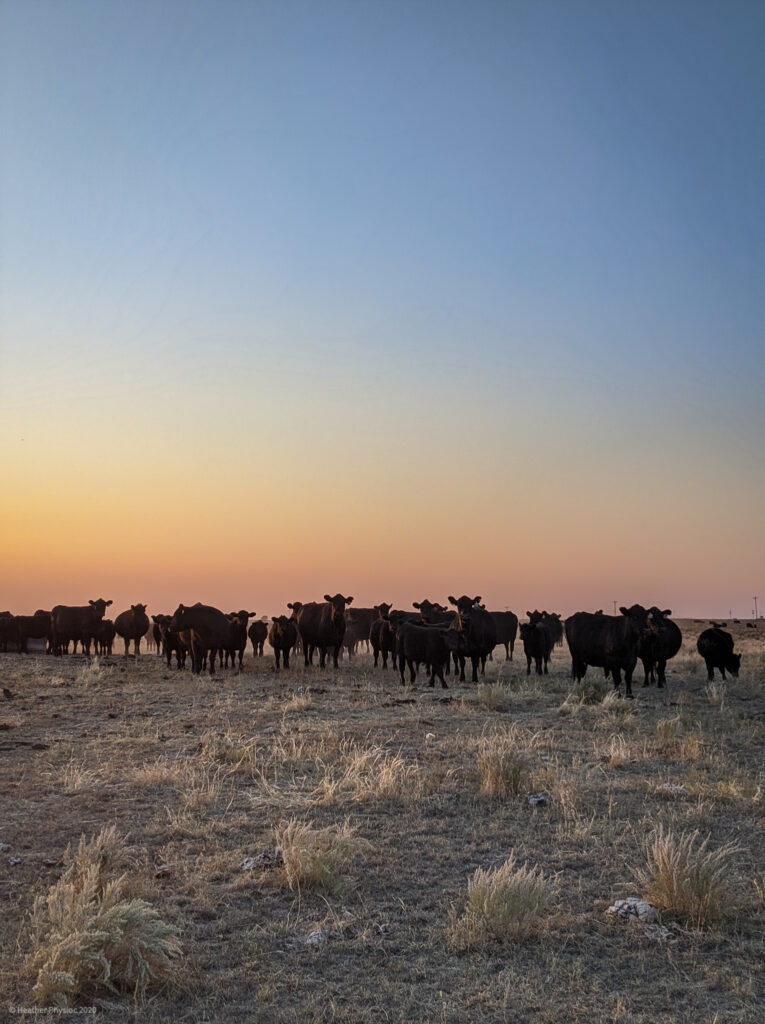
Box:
[1,620,763,1023]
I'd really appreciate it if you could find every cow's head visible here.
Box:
[89,598,113,619]
[324,594,353,620]
[375,602,392,620]
[131,603,147,615]
[413,599,445,622]
[287,601,303,619]
[619,604,653,638]
[726,651,742,677]
[448,595,480,629]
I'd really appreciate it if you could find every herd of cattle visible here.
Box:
[0,596,746,698]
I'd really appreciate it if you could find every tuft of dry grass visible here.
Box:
[477,681,512,712]
[475,728,529,798]
[314,741,422,804]
[274,817,368,896]
[563,676,611,706]
[27,826,181,1007]
[449,854,553,949]
[634,825,742,928]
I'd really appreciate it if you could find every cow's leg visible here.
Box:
[624,666,634,699]
[471,654,479,683]
[526,656,532,676]
[510,640,514,661]
[657,659,666,687]
[409,659,416,684]
[504,642,510,661]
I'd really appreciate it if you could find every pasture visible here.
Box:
[1,621,763,1023]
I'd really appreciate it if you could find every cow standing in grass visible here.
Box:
[448,595,497,683]
[51,599,113,656]
[697,628,741,680]
[268,615,298,669]
[115,604,150,657]
[294,594,353,669]
[564,605,658,699]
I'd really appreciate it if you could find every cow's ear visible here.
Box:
[663,609,672,617]
[526,610,532,617]
[271,616,278,623]
[287,602,293,609]
[249,611,257,617]
[324,594,332,602]
[106,599,113,606]
[413,602,421,609]
[345,596,354,605]
[619,606,629,616]
[474,596,481,605]
[448,596,457,606]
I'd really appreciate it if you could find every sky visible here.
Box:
[1,0,763,619]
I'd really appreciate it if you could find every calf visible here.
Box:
[248,619,268,658]
[697,628,740,680]
[268,615,298,669]
[396,622,466,689]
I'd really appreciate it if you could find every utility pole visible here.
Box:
[612,600,617,615]
[755,596,759,620]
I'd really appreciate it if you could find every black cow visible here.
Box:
[248,619,268,657]
[153,614,187,669]
[94,619,116,656]
[225,610,257,669]
[14,613,53,653]
[638,608,682,686]
[448,595,497,683]
[114,604,150,657]
[268,615,298,669]
[564,605,658,699]
[51,599,113,656]
[519,611,558,675]
[294,594,353,669]
[490,610,518,661]
[169,603,231,675]
[697,628,741,680]
[396,622,467,688]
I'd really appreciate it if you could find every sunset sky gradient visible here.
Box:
[1,0,763,618]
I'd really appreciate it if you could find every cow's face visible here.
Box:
[413,599,443,622]
[324,594,353,619]
[287,601,303,618]
[89,598,113,619]
[620,604,652,636]
[131,604,147,615]
[375,603,392,619]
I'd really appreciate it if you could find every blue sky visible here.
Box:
[1,0,763,615]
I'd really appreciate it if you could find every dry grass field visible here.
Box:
[1,620,763,1023]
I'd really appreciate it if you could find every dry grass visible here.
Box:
[475,727,529,798]
[449,854,553,949]
[274,817,368,896]
[1,620,762,1022]
[634,825,743,928]
[477,681,513,712]
[27,826,181,1007]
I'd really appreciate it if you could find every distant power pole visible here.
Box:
[755,596,759,620]
[612,600,617,615]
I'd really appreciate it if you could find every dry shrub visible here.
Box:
[314,742,421,804]
[476,727,529,798]
[58,759,100,793]
[28,826,180,1007]
[274,818,368,896]
[656,716,681,744]
[75,657,111,689]
[704,680,727,708]
[634,825,742,928]
[477,682,512,712]
[449,854,552,949]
